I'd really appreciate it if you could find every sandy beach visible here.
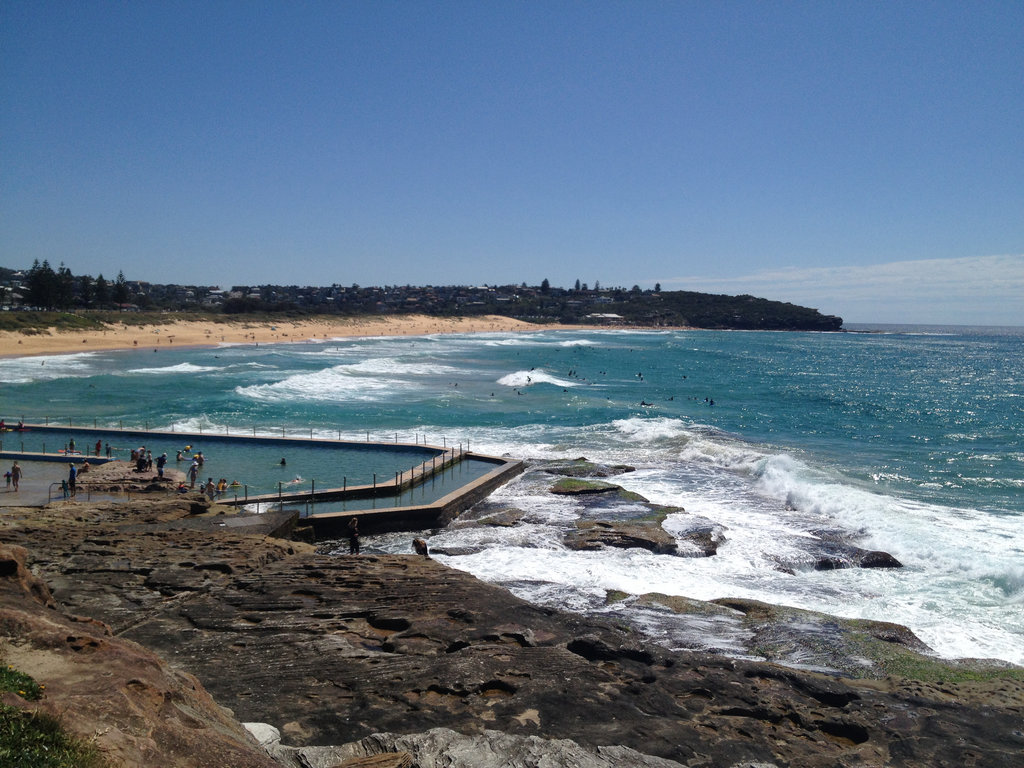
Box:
[0,314,561,358]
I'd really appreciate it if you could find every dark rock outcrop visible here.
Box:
[540,458,637,478]
[566,519,679,554]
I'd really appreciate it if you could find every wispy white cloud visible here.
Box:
[660,254,1024,325]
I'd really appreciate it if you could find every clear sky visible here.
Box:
[2,1,1022,325]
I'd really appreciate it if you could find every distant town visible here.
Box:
[1,262,842,331]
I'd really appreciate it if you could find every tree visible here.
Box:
[26,259,58,309]
[79,274,94,307]
[574,278,581,291]
[56,263,75,309]
[654,282,661,292]
[594,280,600,291]
[94,274,109,307]
[113,271,129,309]
[540,278,550,294]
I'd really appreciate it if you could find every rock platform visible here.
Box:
[1,485,1022,766]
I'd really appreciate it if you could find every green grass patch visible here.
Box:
[0,664,43,701]
[0,705,107,768]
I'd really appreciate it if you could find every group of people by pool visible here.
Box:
[180,476,240,500]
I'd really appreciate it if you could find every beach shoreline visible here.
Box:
[0,314,579,358]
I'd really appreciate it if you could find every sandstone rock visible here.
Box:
[0,543,278,768]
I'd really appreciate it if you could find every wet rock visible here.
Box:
[549,477,627,495]
[670,515,727,557]
[566,519,679,555]
[540,457,637,478]
[711,598,938,678]
[859,549,903,568]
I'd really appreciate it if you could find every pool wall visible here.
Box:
[294,454,525,539]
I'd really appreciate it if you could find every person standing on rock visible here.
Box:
[68,462,77,498]
[188,459,199,489]
[348,517,360,555]
[156,453,167,479]
[10,462,22,492]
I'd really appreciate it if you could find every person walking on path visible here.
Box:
[188,460,199,489]
[10,462,22,492]
[68,463,77,498]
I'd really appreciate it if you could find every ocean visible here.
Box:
[1,324,1021,666]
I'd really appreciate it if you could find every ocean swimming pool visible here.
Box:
[1,425,443,498]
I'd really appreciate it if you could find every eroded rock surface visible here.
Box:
[0,542,278,768]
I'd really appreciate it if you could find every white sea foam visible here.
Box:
[497,370,580,388]
[0,352,101,383]
[127,362,222,375]
[237,364,421,403]
[343,357,465,377]
[426,413,1024,666]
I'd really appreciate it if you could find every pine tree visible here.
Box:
[94,274,109,307]
[113,271,129,309]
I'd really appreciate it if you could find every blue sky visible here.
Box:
[2,1,1021,325]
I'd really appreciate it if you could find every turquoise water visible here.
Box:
[2,427,441,497]
[1,325,1021,664]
